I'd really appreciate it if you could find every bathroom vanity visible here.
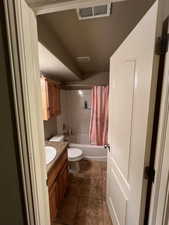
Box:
[46,141,69,223]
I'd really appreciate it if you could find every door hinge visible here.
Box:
[144,166,155,183]
[156,34,169,55]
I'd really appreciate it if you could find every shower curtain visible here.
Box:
[89,86,109,146]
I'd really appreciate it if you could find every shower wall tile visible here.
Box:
[57,89,91,144]
[57,90,68,134]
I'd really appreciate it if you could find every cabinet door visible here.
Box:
[49,182,57,223]
[52,84,58,116]
[55,180,60,215]
[48,81,55,118]
[63,163,68,195]
[58,162,68,201]
[40,77,49,120]
[55,86,61,115]
[41,77,61,120]
[48,82,61,118]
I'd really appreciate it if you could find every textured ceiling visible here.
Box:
[37,0,155,77]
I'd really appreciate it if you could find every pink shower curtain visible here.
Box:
[89,86,109,146]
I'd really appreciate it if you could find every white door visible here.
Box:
[107,2,159,225]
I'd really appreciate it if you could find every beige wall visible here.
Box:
[156,0,169,37]
[80,72,109,85]
[43,116,57,140]
[162,0,169,20]
[37,18,83,79]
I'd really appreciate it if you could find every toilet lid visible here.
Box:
[68,148,83,161]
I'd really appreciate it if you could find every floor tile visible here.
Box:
[56,159,113,225]
[56,195,78,225]
[103,201,113,225]
[75,197,104,225]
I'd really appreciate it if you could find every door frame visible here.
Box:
[148,16,169,225]
[27,0,127,16]
[3,0,169,225]
[145,16,169,225]
[3,1,50,225]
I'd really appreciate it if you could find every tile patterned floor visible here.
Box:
[54,160,113,225]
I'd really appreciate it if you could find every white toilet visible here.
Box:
[67,148,83,173]
[49,135,83,173]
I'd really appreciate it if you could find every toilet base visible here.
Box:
[69,161,80,174]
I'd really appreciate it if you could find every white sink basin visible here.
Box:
[45,146,57,165]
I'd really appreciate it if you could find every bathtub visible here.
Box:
[69,143,107,161]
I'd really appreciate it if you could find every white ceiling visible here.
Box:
[38,42,79,81]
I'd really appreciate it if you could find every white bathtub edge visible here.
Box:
[84,156,107,162]
[69,143,107,161]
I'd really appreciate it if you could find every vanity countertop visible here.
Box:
[45,141,68,172]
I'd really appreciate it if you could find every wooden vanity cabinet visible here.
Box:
[47,150,68,223]
[48,181,60,220]
[41,76,61,120]
[58,162,69,200]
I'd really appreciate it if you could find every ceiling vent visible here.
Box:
[77,3,111,20]
[76,56,91,63]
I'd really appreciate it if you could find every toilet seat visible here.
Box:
[68,148,83,162]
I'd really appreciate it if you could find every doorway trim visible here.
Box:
[148,16,169,225]
[27,0,127,16]
[3,0,169,225]
[3,1,51,225]
[145,16,169,225]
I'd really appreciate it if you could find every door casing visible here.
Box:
[3,0,169,225]
[4,1,50,225]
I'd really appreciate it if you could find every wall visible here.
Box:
[43,116,57,140]
[79,72,109,86]
[38,42,79,81]
[163,0,169,20]
[37,18,82,79]
[57,89,91,144]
